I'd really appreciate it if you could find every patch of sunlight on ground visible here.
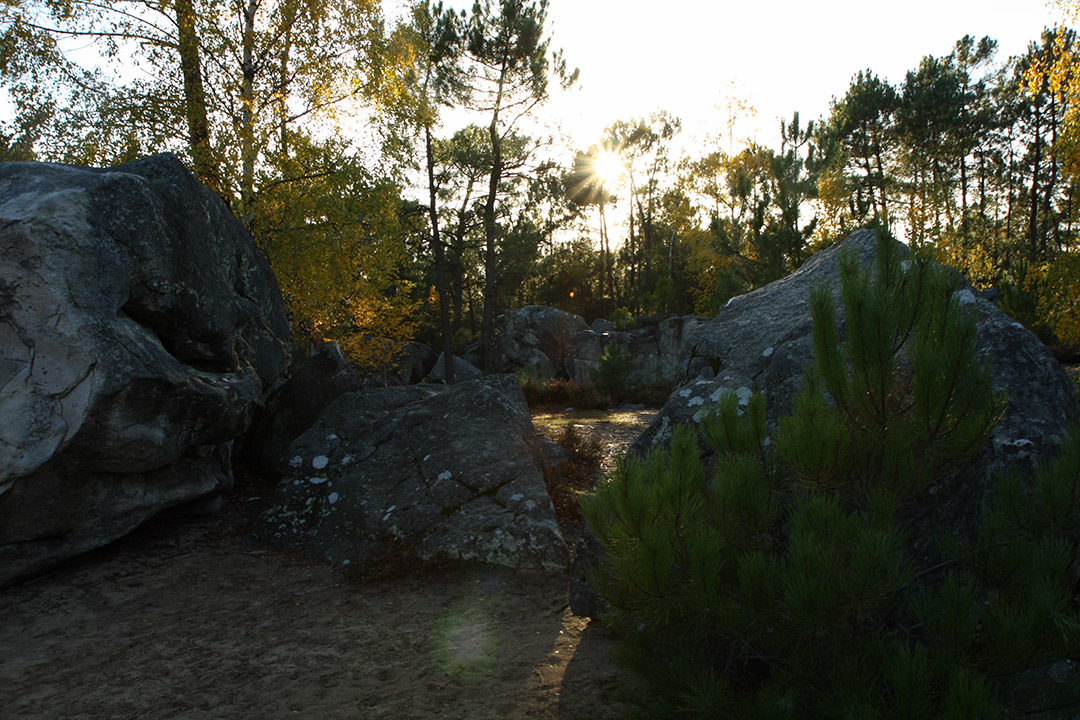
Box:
[530,407,657,434]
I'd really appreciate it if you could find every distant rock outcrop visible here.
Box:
[0,154,290,587]
[571,229,1080,616]
[492,305,587,378]
[259,375,568,572]
[425,351,483,384]
[564,315,707,388]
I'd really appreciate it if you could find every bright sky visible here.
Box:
[509,0,1063,153]
[6,1,1062,170]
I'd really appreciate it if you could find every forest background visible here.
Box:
[3,0,1080,373]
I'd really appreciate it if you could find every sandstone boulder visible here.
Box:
[590,318,615,332]
[259,375,568,572]
[425,352,483,383]
[0,154,290,586]
[634,230,1078,462]
[492,305,587,377]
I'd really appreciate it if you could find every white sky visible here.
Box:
[6,2,1062,169]
[480,0,1063,153]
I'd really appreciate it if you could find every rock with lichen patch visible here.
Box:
[632,229,1079,465]
[258,375,568,572]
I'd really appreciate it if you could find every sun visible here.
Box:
[592,149,624,188]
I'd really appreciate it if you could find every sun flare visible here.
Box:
[593,149,624,188]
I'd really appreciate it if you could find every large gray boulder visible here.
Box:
[493,305,587,377]
[572,229,1080,616]
[634,230,1079,463]
[259,375,568,572]
[0,154,290,587]
[565,315,707,388]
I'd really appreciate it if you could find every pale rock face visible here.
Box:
[633,230,1079,464]
[0,154,290,587]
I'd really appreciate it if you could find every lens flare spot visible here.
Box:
[432,608,499,680]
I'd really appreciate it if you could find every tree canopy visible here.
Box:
[4,2,1080,363]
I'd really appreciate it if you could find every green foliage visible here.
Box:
[778,238,1007,505]
[642,274,675,314]
[610,306,633,330]
[591,343,634,403]
[582,237,1080,718]
[996,259,1057,347]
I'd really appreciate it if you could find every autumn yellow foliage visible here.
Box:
[1040,3,1080,180]
[253,151,420,371]
[1030,255,1080,347]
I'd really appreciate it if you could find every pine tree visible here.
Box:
[582,233,1080,718]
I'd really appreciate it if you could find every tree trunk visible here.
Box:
[643,191,654,293]
[279,8,293,158]
[909,167,918,246]
[174,0,220,196]
[960,155,968,233]
[449,176,476,332]
[481,110,504,373]
[1029,103,1043,263]
[1006,126,1017,247]
[627,171,638,306]
[240,0,259,228]
[1042,90,1059,255]
[862,154,878,218]
[978,152,986,218]
[873,140,889,224]
[426,126,455,383]
[598,201,609,305]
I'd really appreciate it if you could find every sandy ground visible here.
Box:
[0,408,657,720]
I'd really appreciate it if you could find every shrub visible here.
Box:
[563,379,612,410]
[556,423,604,470]
[591,343,634,403]
[582,238,1080,718]
[611,306,633,330]
[546,423,606,544]
[515,368,612,410]
[515,365,548,406]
